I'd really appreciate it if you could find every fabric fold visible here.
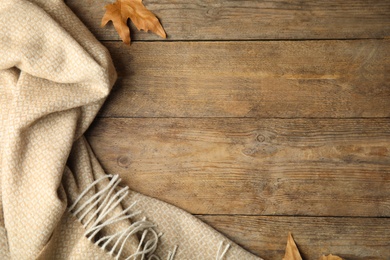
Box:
[0,0,116,258]
[0,0,263,259]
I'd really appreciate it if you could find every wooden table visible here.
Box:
[67,1,390,259]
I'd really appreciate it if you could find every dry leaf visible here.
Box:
[283,232,303,260]
[101,0,166,45]
[319,254,343,260]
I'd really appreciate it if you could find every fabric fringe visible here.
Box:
[68,174,164,260]
[216,241,231,260]
[68,174,231,260]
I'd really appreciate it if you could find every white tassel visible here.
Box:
[68,174,113,212]
[167,245,178,260]
[216,241,230,260]
[69,174,167,260]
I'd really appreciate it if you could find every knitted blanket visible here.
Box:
[0,0,262,259]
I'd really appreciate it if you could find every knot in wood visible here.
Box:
[256,134,266,143]
[117,155,131,168]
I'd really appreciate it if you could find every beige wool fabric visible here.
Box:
[0,0,262,259]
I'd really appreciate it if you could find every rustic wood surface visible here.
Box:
[87,118,390,216]
[99,41,390,118]
[199,215,390,259]
[66,0,390,41]
[67,0,390,259]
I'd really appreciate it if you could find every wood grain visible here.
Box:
[66,0,390,41]
[99,40,390,118]
[198,215,390,260]
[86,118,390,216]
[69,0,390,256]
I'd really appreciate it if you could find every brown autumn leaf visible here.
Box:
[283,233,344,260]
[283,232,303,260]
[101,0,166,45]
[319,255,343,260]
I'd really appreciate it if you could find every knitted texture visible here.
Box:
[0,0,262,259]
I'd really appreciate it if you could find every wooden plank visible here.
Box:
[86,118,390,216]
[198,215,390,260]
[99,40,390,118]
[66,0,390,41]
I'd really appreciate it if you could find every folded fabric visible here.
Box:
[0,0,263,259]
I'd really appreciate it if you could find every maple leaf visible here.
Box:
[283,232,303,260]
[283,233,344,260]
[101,0,166,45]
